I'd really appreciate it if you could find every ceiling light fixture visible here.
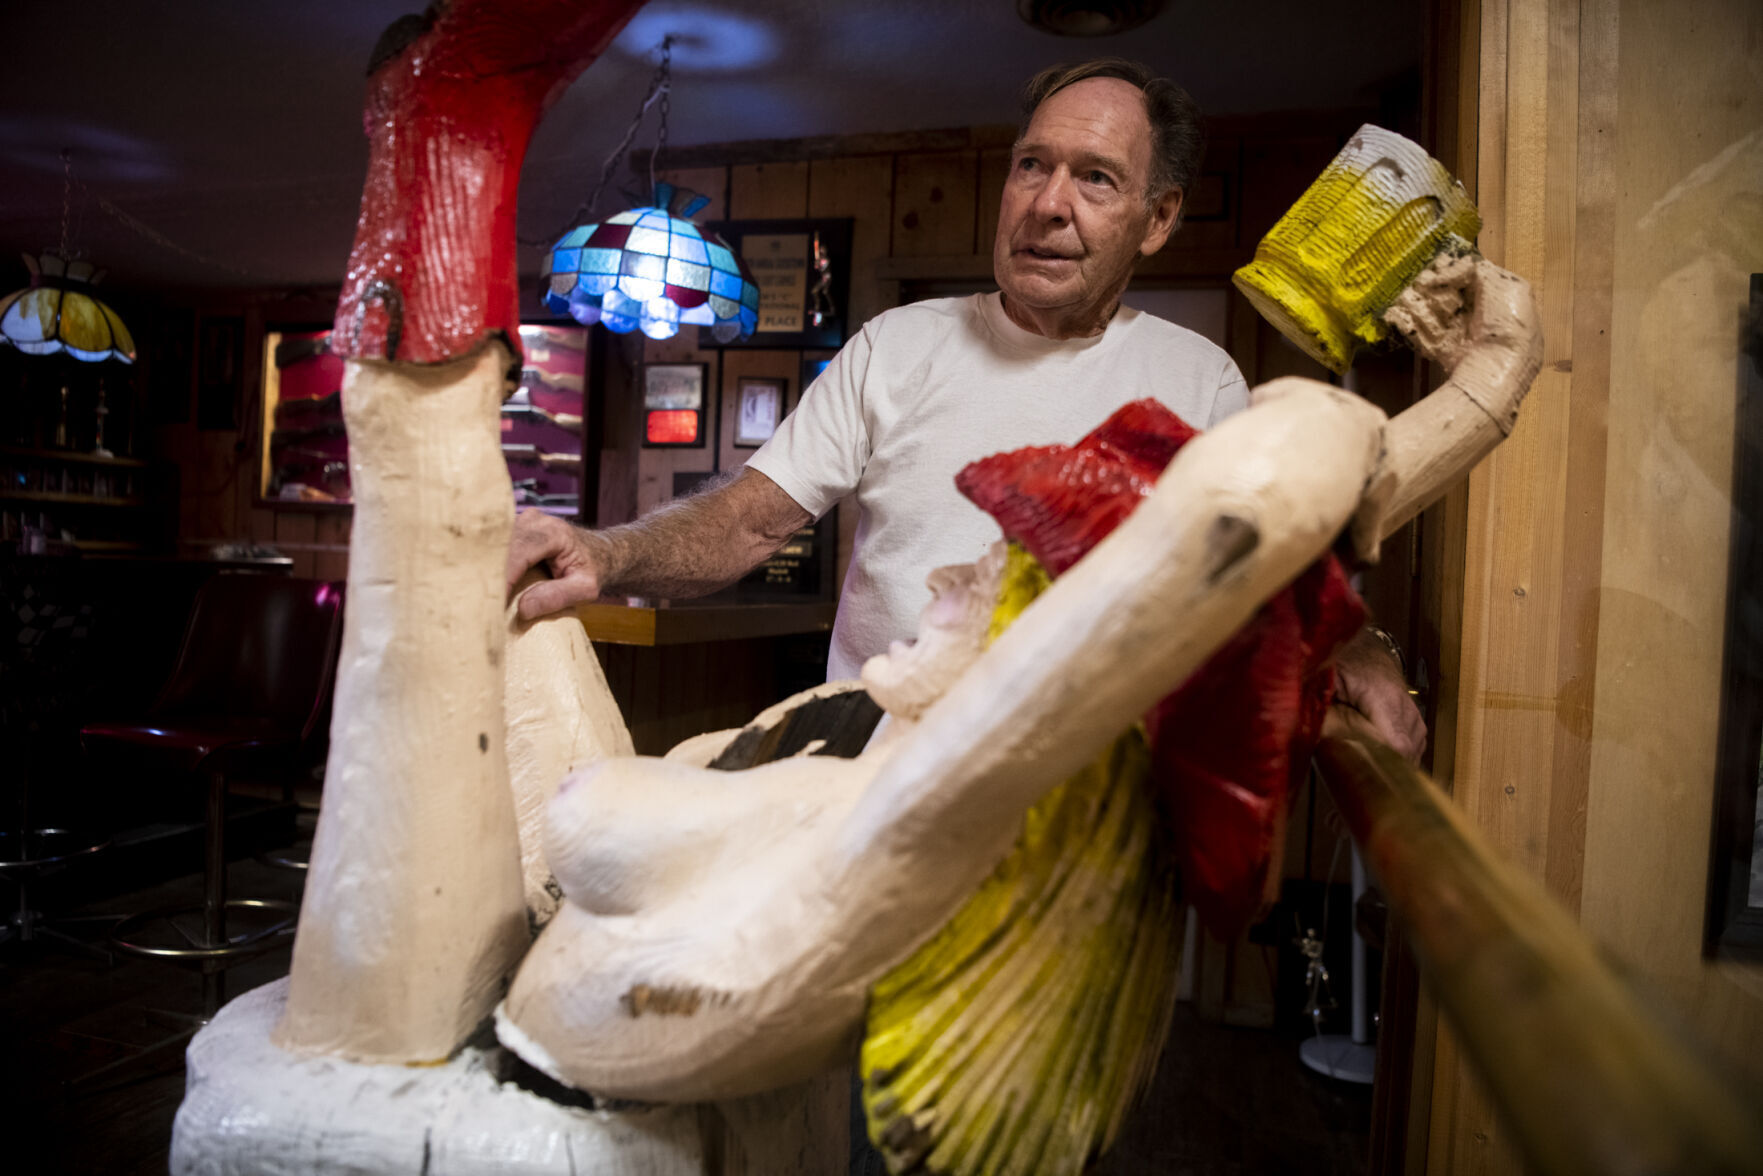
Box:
[541,38,759,342]
[0,151,136,364]
[1017,0,1165,37]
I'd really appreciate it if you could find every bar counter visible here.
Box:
[573,598,837,754]
[575,599,836,646]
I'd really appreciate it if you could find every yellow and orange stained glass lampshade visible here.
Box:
[0,252,136,364]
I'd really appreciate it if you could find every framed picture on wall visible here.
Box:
[734,378,785,448]
[642,362,706,448]
[1707,273,1763,962]
[697,218,853,350]
[147,306,194,424]
[197,314,244,430]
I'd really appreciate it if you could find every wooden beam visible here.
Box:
[575,601,836,647]
[1319,736,1761,1176]
[1433,0,1601,1166]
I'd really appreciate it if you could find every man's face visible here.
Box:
[992,77,1182,338]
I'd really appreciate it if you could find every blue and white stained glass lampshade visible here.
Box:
[0,253,136,363]
[542,184,761,342]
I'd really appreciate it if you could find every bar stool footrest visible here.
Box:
[111,898,298,963]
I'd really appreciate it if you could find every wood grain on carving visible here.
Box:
[505,570,634,924]
[276,345,531,1062]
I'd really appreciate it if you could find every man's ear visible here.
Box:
[1140,187,1183,256]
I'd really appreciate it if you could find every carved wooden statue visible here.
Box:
[170,2,1553,1171]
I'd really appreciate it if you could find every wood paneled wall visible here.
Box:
[1423,1,1763,1172]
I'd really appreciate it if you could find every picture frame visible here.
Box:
[197,314,244,430]
[642,362,707,448]
[801,349,835,400]
[697,218,853,350]
[734,378,785,448]
[147,306,194,424]
[1706,273,1763,962]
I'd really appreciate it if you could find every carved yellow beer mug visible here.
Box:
[1233,125,1480,374]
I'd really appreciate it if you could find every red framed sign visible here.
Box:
[641,362,706,448]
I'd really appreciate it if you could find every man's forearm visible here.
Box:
[588,471,809,600]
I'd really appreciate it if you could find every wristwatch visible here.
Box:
[1366,625,1405,677]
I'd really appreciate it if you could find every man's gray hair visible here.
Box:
[1019,58,1205,220]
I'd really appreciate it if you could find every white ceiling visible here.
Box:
[0,0,1421,292]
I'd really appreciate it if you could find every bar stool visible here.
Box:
[80,573,344,1019]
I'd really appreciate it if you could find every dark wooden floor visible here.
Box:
[1097,1011,1372,1175]
[2,845,1370,1176]
[1,849,306,1176]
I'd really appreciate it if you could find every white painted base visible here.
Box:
[1297,1034,1376,1085]
[173,977,847,1175]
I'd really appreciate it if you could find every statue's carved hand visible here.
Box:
[1383,251,1479,371]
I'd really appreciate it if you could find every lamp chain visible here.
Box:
[59,149,73,261]
[649,38,672,198]
[522,36,674,248]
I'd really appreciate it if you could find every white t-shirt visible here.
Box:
[748,292,1250,681]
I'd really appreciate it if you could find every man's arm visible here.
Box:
[507,468,812,621]
[1329,626,1427,763]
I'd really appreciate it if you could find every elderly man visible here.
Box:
[508,58,1425,759]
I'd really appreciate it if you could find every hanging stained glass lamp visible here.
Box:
[542,183,760,343]
[0,252,136,364]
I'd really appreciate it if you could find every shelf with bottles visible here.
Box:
[0,347,161,555]
[259,323,591,514]
[1,330,138,437]
[0,503,153,555]
[0,444,150,469]
[2,444,150,498]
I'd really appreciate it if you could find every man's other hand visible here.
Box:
[1328,627,1427,764]
[507,509,609,622]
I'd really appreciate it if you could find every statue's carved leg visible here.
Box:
[274,0,646,1066]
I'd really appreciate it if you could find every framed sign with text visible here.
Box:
[698,218,852,350]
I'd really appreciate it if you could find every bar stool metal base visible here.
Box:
[111,898,298,1017]
[0,827,115,964]
[257,846,310,872]
[70,898,298,1097]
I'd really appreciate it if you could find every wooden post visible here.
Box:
[1431,1,1763,1170]
[1317,735,1761,1176]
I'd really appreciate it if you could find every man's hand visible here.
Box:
[507,509,614,621]
[1327,626,1427,763]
